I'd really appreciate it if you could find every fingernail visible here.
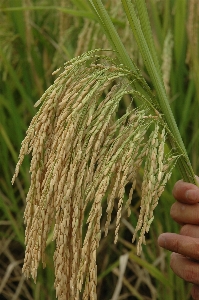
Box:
[186,190,198,202]
[158,235,166,248]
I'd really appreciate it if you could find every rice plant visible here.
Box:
[1,0,198,299]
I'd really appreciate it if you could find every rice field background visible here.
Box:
[0,0,199,299]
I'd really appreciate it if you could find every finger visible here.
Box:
[170,253,199,285]
[158,233,199,260]
[170,202,199,225]
[172,178,199,204]
[180,225,199,239]
[191,285,199,300]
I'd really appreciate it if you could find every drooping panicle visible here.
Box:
[12,50,179,300]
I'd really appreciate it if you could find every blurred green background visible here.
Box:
[0,0,198,299]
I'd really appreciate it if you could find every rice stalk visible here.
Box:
[75,1,142,68]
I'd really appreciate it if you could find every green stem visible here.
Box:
[88,0,160,109]
[89,0,136,71]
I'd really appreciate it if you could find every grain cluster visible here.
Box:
[12,50,178,300]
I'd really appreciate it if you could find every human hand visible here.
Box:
[158,177,199,300]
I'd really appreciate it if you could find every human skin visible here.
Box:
[158,177,199,300]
